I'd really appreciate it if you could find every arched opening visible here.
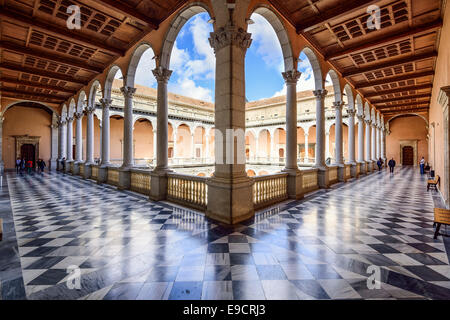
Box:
[176,124,192,159]
[245,131,256,161]
[193,126,206,160]
[247,169,256,177]
[257,129,271,160]
[134,118,154,167]
[110,115,124,164]
[273,128,286,162]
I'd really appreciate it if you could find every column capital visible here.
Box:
[282,70,301,84]
[208,25,252,53]
[152,67,173,83]
[120,86,136,99]
[85,105,96,115]
[347,109,357,117]
[364,119,371,125]
[357,114,365,121]
[100,98,113,110]
[58,118,67,126]
[66,116,74,122]
[332,101,344,110]
[313,89,328,99]
[74,112,83,120]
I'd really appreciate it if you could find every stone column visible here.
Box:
[206,24,254,224]
[50,121,58,171]
[371,122,376,161]
[325,131,330,160]
[83,105,95,179]
[313,89,329,188]
[304,132,309,163]
[100,99,111,166]
[357,114,365,174]
[365,119,372,172]
[75,112,83,161]
[333,102,344,165]
[347,109,357,177]
[381,128,386,162]
[0,117,4,174]
[66,116,74,173]
[377,125,382,160]
[118,86,136,190]
[333,101,345,181]
[269,131,275,161]
[60,119,67,162]
[172,128,178,161]
[150,67,172,201]
[281,70,303,199]
[191,133,195,159]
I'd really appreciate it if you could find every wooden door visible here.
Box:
[21,144,35,167]
[402,146,414,165]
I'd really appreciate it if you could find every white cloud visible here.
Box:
[272,84,287,97]
[134,49,156,87]
[169,78,212,102]
[248,14,283,72]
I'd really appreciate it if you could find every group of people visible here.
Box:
[15,158,46,175]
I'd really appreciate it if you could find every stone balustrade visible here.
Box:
[167,173,207,211]
[130,169,151,195]
[252,173,288,210]
[302,169,319,194]
[328,165,339,184]
[91,165,99,180]
[107,167,120,186]
[79,164,84,177]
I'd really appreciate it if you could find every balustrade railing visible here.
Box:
[345,164,351,179]
[167,173,207,210]
[252,173,288,209]
[130,170,151,195]
[328,166,338,182]
[91,165,99,180]
[79,164,84,176]
[107,167,119,186]
[302,169,319,193]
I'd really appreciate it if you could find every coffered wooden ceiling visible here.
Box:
[0,0,444,117]
[269,0,442,115]
[0,0,185,105]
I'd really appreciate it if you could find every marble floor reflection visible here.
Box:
[1,167,450,300]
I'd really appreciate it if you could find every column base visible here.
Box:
[72,162,81,175]
[382,157,387,168]
[316,166,330,189]
[358,161,366,175]
[65,161,73,174]
[83,163,92,179]
[337,164,346,182]
[149,169,171,201]
[97,165,109,184]
[349,162,358,178]
[49,159,57,171]
[282,168,304,200]
[206,175,254,225]
[366,161,374,173]
[118,167,131,190]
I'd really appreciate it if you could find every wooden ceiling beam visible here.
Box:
[342,51,438,77]
[371,93,431,104]
[0,63,87,85]
[354,70,434,89]
[364,83,433,97]
[296,0,379,33]
[326,19,442,60]
[95,0,159,29]
[1,87,66,100]
[0,77,76,94]
[381,107,429,114]
[377,102,430,109]
[0,7,125,57]
[0,41,103,74]
[1,92,65,104]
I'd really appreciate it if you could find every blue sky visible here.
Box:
[133,12,317,102]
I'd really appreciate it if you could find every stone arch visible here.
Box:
[76,91,87,112]
[88,80,102,108]
[364,102,371,120]
[344,84,355,111]
[356,94,363,115]
[247,169,256,177]
[160,3,213,70]
[371,107,376,123]
[68,98,76,116]
[104,65,124,100]
[61,104,68,118]
[250,6,295,71]
[387,113,428,126]
[300,47,323,90]
[326,69,342,102]
[125,42,155,88]
[3,100,58,116]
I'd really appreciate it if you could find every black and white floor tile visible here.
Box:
[1,167,450,300]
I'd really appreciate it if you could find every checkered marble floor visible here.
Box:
[1,167,450,300]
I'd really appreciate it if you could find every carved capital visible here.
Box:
[364,119,372,125]
[152,67,173,83]
[357,114,365,121]
[313,89,328,99]
[333,101,344,111]
[66,116,74,123]
[209,25,252,53]
[100,98,113,110]
[347,109,357,117]
[282,70,301,84]
[121,86,136,99]
[74,112,83,120]
[85,106,96,115]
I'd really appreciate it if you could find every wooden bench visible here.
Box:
[427,175,440,191]
[0,218,2,241]
[434,208,450,239]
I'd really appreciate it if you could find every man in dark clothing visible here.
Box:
[38,159,46,174]
[388,158,396,174]
[15,158,21,173]
[61,157,66,171]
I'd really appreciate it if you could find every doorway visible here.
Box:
[402,146,414,165]
[21,144,36,168]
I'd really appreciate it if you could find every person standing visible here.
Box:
[38,159,46,174]
[377,157,383,171]
[420,157,425,175]
[388,158,396,174]
[26,159,33,175]
[20,158,25,175]
[15,158,21,174]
